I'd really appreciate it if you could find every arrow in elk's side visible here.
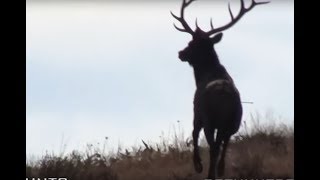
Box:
[241,101,254,104]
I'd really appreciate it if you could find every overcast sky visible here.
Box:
[26,0,294,157]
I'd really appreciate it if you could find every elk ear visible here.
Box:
[211,33,223,44]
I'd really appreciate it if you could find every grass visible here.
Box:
[26,114,294,180]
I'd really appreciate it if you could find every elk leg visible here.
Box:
[206,129,222,179]
[217,135,231,177]
[192,120,203,173]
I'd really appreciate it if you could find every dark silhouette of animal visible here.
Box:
[170,0,269,179]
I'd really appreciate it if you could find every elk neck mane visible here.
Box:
[192,48,234,89]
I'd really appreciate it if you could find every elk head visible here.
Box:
[171,0,269,66]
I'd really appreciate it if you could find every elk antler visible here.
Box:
[170,0,197,35]
[206,0,270,36]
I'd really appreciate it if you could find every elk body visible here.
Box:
[171,0,269,179]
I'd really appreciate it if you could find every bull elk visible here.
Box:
[170,0,269,179]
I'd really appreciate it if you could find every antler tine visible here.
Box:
[195,18,199,29]
[253,0,270,6]
[246,0,270,11]
[170,11,180,21]
[210,18,214,30]
[206,0,270,36]
[240,0,245,10]
[228,2,234,20]
[170,0,197,35]
[173,23,190,33]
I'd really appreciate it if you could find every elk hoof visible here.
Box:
[194,161,203,173]
[217,163,225,177]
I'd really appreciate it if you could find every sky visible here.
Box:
[26,0,294,157]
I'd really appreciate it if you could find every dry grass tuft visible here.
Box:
[27,114,293,180]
